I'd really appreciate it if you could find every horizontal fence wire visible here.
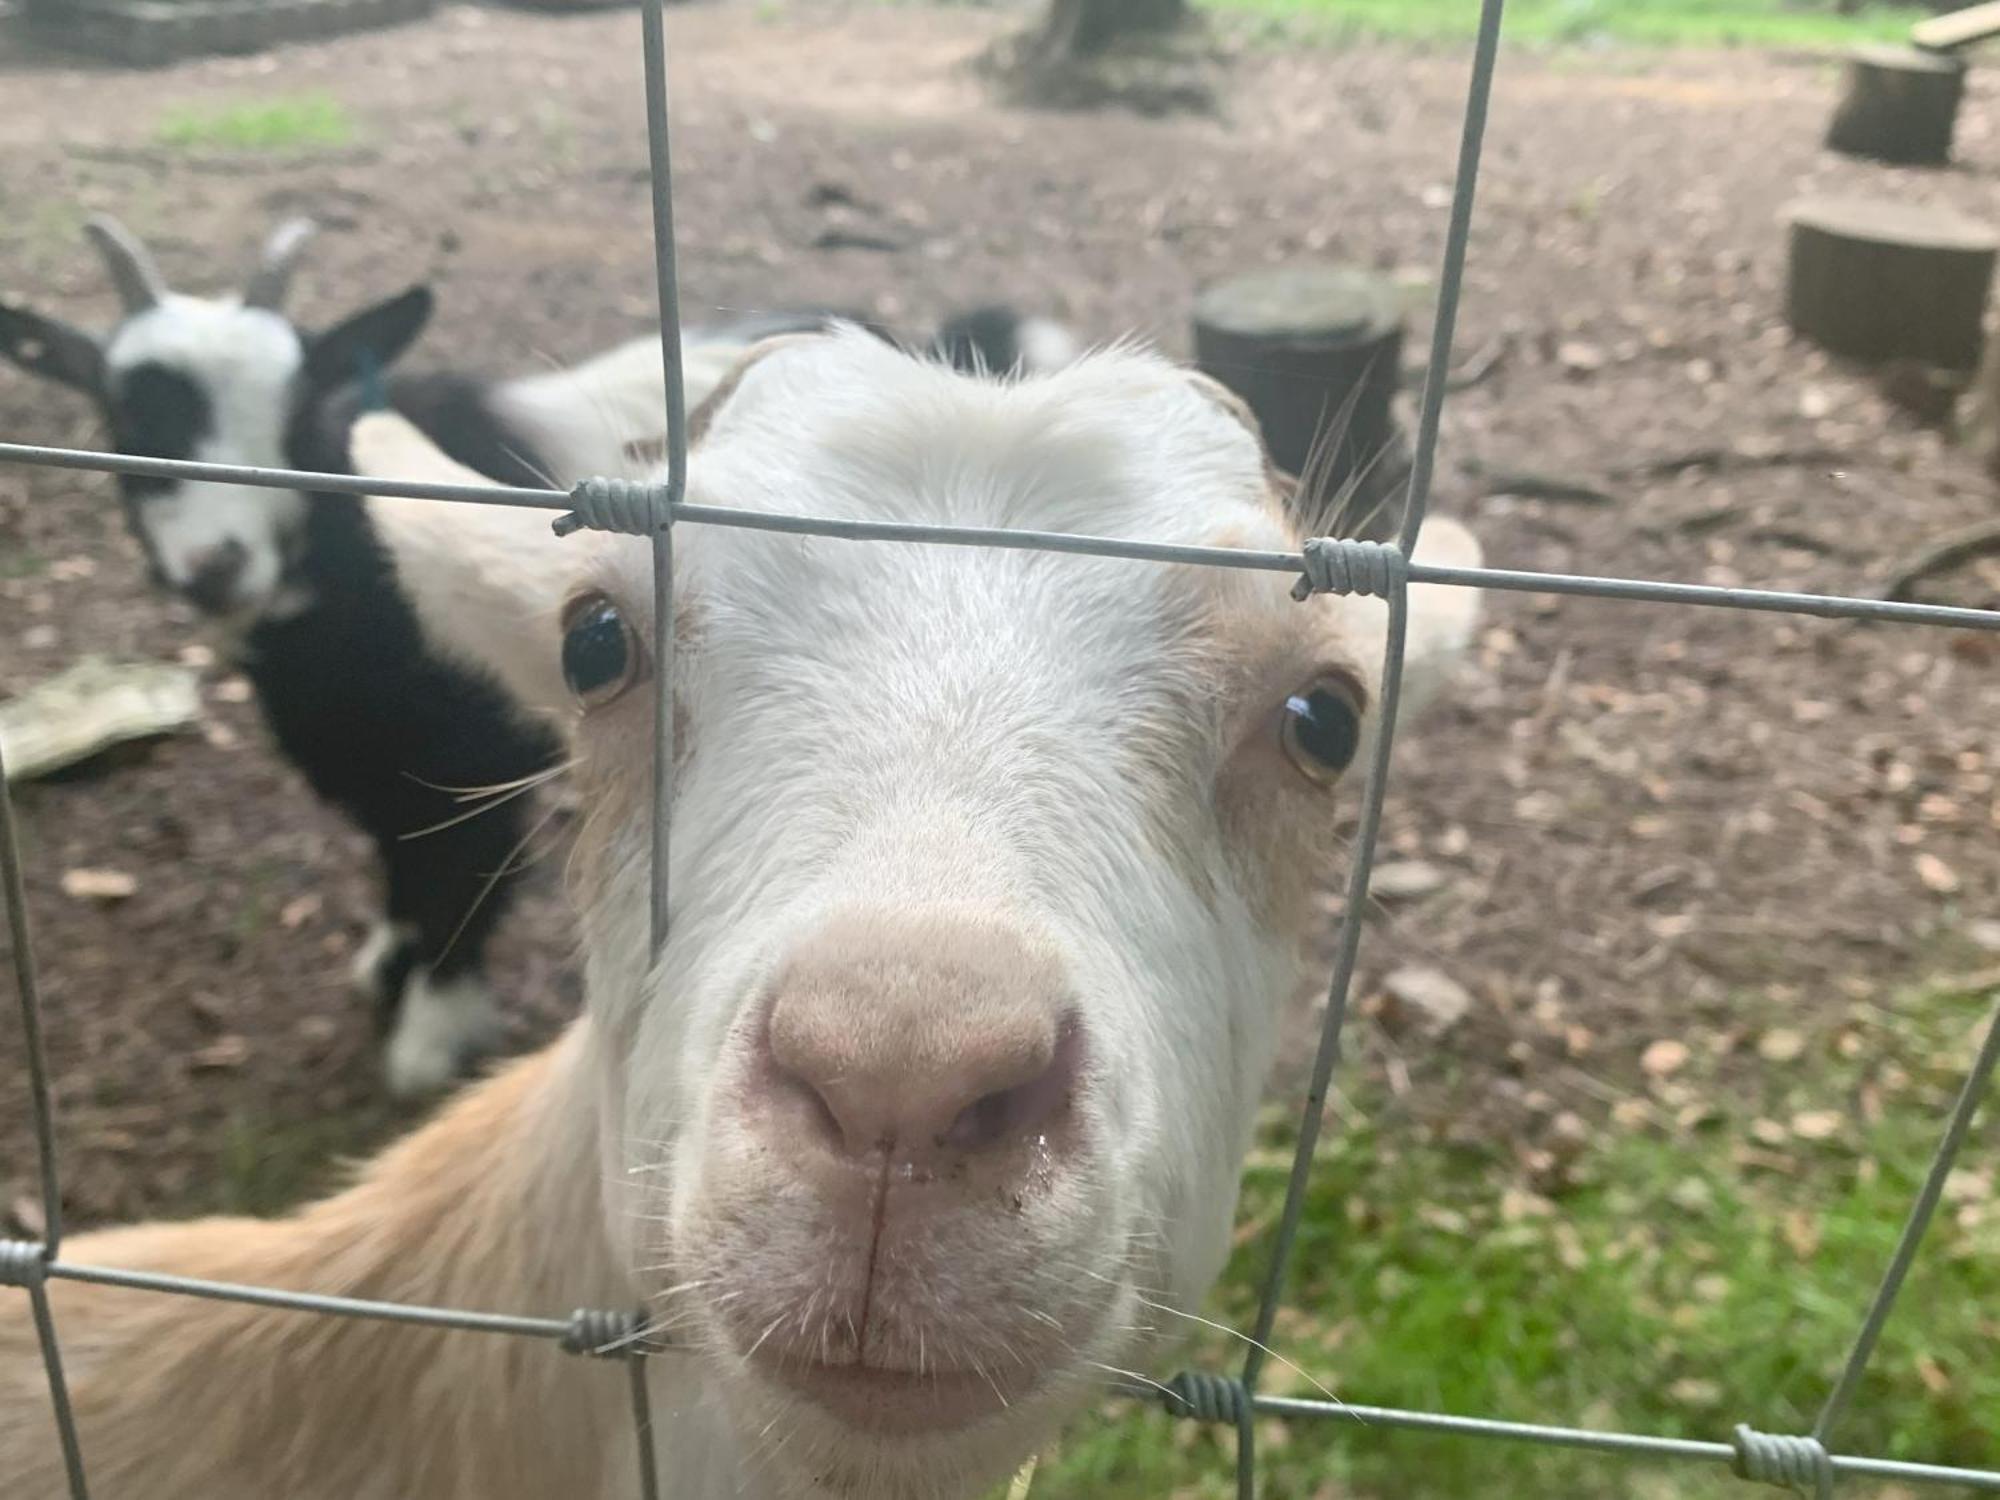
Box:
[5,441,2000,633]
[4,0,2000,1494]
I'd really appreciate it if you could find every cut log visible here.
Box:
[1192,265,1409,540]
[0,658,201,782]
[1913,2,2000,53]
[1785,196,1997,371]
[1826,44,1967,165]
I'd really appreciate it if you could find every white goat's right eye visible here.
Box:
[561,593,644,708]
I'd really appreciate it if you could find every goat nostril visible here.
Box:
[941,1023,1080,1154]
[801,1079,849,1152]
[941,1088,1016,1152]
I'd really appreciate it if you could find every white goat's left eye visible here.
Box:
[561,593,646,708]
[1280,676,1364,785]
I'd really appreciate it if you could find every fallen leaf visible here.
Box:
[1791,1109,1843,1141]
[1558,340,1606,374]
[1782,1210,1821,1259]
[1641,1039,1690,1077]
[1381,967,1473,1035]
[1944,1168,1992,1204]
[1915,852,1960,894]
[60,867,136,902]
[280,894,323,930]
[190,1036,250,1071]
[1371,860,1447,900]
[1752,1118,1791,1146]
[1758,1028,1807,1064]
[1915,1355,1951,1396]
[1500,1187,1554,1222]
[1612,1099,1652,1130]
[1669,1177,1714,1214]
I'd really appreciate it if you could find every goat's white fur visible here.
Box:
[104,297,311,620]
[2,330,1482,1500]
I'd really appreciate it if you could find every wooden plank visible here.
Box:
[1914,2,2000,53]
[0,658,201,782]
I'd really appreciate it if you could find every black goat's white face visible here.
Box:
[0,215,432,623]
[102,298,312,618]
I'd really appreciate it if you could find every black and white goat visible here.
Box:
[0,216,1077,1096]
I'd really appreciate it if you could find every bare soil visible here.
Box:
[2,3,1998,1230]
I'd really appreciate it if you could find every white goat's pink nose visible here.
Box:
[755,911,1081,1165]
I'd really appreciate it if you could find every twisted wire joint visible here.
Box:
[1161,1369,1250,1424]
[554,477,672,538]
[563,1307,651,1360]
[1292,537,1404,602]
[0,1238,48,1289]
[1731,1425,1834,1498]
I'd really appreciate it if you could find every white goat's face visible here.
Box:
[410,329,1479,1498]
[103,297,311,619]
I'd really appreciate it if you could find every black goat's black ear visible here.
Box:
[302,284,435,395]
[0,300,106,396]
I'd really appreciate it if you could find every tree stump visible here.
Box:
[1826,44,1967,165]
[1785,196,1997,371]
[1192,266,1409,539]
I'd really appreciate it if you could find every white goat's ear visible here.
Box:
[352,410,579,729]
[1399,515,1482,717]
[685,331,832,447]
[1185,370,1297,508]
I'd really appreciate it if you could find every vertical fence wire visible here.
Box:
[638,0,688,963]
[1,0,1999,1496]
[0,741,91,1499]
[1813,995,2000,1449]
[1234,6,1510,1483]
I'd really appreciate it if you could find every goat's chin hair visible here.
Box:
[720,1357,1107,1500]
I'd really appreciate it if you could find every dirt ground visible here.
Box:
[1,3,1998,1231]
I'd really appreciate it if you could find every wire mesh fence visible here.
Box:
[2,0,1999,1496]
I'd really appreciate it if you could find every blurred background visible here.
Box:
[1,1,1996,1495]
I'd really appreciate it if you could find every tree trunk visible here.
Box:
[1825,44,1967,165]
[1785,196,1997,372]
[1034,0,1188,60]
[1192,265,1409,541]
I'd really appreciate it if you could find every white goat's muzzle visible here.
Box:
[680,906,1124,1438]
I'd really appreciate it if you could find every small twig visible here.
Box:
[1406,336,1511,395]
[1880,520,2000,601]
[1611,445,1844,481]
[1462,456,1618,506]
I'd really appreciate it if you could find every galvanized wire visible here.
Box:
[3,0,2000,1495]
[1133,1381,2000,1493]
[1813,994,2000,1449]
[638,0,687,964]
[6,442,2000,634]
[1397,0,1506,557]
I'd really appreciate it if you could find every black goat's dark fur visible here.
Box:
[266,386,562,1039]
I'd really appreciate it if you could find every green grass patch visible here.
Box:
[155,93,355,152]
[209,1105,403,1218]
[1207,0,1926,49]
[1029,979,1999,1498]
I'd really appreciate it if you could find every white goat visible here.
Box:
[0,327,1482,1500]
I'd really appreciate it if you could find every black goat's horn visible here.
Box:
[82,215,168,315]
[243,217,317,312]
